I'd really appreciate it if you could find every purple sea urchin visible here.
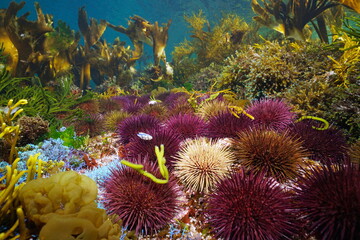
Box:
[173,137,235,193]
[164,114,207,140]
[206,170,298,240]
[246,98,295,131]
[289,120,349,164]
[124,128,181,168]
[116,114,161,144]
[350,140,360,164]
[206,111,251,138]
[102,159,180,235]
[232,128,308,182]
[295,161,360,239]
[160,92,189,108]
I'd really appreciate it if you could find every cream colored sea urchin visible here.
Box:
[174,137,235,193]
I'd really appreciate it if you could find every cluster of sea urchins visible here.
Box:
[98,95,357,238]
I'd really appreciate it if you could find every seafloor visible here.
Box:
[0,0,360,239]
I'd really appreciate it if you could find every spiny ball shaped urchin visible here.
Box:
[124,128,182,169]
[98,98,122,113]
[206,111,251,139]
[164,113,208,140]
[75,99,100,114]
[232,128,308,182]
[295,161,360,239]
[140,103,169,121]
[102,158,180,235]
[173,137,235,193]
[206,170,298,240]
[116,114,161,144]
[196,99,230,120]
[350,140,360,164]
[74,113,104,137]
[289,120,349,164]
[246,98,295,131]
[103,110,130,132]
[112,95,146,114]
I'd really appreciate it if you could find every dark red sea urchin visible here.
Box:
[164,113,207,140]
[206,170,298,240]
[124,128,181,169]
[246,98,295,131]
[116,114,162,144]
[289,120,349,164]
[295,161,360,240]
[102,159,180,235]
[206,111,251,139]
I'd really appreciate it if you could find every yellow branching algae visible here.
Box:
[0,99,28,163]
[0,153,44,240]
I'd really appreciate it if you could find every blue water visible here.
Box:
[1,0,253,61]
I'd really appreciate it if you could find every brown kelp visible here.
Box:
[251,0,340,42]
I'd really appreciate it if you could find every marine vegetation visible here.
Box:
[121,144,170,184]
[217,40,336,99]
[0,69,93,125]
[0,1,149,91]
[19,171,123,239]
[77,7,107,91]
[108,15,172,81]
[251,0,359,42]
[0,154,44,239]
[17,115,49,146]
[1,0,360,239]
[0,99,27,163]
[172,11,249,85]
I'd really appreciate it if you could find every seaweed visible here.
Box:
[172,11,249,86]
[0,72,91,126]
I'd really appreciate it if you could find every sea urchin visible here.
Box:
[206,170,298,240]
[232,128,308,182]
[173,137,235,193]
[102,159,180,235]
[295,161,360,239]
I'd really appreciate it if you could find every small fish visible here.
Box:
[0,107,19,115]
[59,126,67,132]
[137,132,153,140]
[148,100,158,105]
[165,62,173,76]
